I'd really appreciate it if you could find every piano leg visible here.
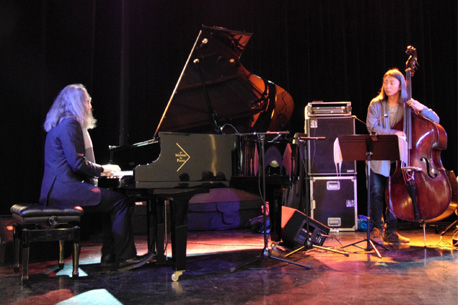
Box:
[147,198,166,264]
[150,189,205,281]
[170,198,188,280]
[147,196,189,281]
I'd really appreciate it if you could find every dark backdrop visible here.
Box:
[1,0,457,215]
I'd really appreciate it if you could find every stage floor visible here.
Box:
[1,224,458,305]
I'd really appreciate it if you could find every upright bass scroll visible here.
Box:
[386,46,457,223]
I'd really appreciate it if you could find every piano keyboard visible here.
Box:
[98,170,134,188]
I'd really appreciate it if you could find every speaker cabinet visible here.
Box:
[305,116,356,175]
[281,206,330,247]
[309,176,358,231]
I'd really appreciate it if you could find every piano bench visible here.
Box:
[10,203,84,282]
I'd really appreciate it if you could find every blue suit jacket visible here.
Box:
[39,118,103,207]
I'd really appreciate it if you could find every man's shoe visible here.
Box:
[117,252,155,272]
[100,253,116,267]
[382,231,410,244]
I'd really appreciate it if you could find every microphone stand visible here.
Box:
[193,58,222,134]
[231,132,311,272]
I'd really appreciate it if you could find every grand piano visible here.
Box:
[103,25,295,281]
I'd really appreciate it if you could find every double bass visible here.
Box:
[386,46,457,223]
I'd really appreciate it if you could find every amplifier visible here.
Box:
[281,206,330,247]
[305,101,352,117]
[309,176,358,231]
[305,116,356,175]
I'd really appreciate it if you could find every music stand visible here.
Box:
[336,134,400,258]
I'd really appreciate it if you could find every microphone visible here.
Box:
[352,114,388,135]
[352,115,367,128]
[293,133,326,144]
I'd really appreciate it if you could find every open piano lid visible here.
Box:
[154,25,294,136]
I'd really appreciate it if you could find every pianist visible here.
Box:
[39,84,153,271]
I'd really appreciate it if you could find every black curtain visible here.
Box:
[1,0,456,214]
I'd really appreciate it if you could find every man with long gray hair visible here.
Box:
[40,84,153,271]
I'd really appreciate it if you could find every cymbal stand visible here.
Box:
[232,132,311,271]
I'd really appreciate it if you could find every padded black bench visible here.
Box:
[10,203,84,282]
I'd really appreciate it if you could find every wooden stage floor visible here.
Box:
[1,224,458,305]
